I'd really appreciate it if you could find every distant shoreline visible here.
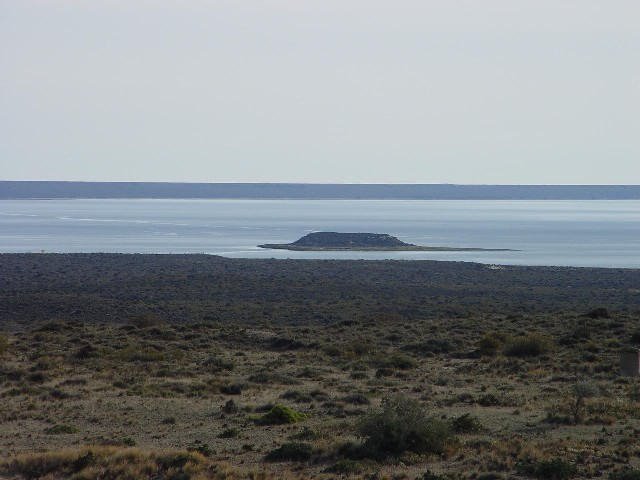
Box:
[2,181,640,200]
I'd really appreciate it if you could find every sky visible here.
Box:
[1,1,639,184]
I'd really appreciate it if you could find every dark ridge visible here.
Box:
[2,181,640,199]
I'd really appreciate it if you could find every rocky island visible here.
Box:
[258,232,514,251]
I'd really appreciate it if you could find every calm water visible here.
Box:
[0,199,639,268]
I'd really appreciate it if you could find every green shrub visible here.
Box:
[357,395,452,459]
[265,442,313,462]
[504,334,551,357]
[257,404,307,425]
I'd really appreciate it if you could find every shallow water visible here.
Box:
[0,199,639,268]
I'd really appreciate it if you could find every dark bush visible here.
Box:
[202,354,234,372]
[74,344,98,360]
[326,459,365,475]
[187,441,214,457]
[44,424,79,435]
[518,458,577,480]
[220,383,243,395]
[265,442,313,462]
[280,390,313,403]
[343,393,370,405]
[221,399,238,414]
[450,413,483,433]
[357,395,452,459]
[504,334,551,357]
[372,352,416,370]
[218,428,238,438]
[585,307,609,319]
[477,332,508,356]
[478,393,501,407]
[269,337,306,350]
[610,469,640,480]
[402,339,453,356]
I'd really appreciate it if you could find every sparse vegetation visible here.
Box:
[1,254,640,479]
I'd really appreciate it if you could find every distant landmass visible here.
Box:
[258,232,514,252]
[1,181,640,200]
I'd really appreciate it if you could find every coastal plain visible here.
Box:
[1,254,640,479]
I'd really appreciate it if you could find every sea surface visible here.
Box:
[0,199,638,268]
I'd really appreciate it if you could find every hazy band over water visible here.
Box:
[1,199,638,268]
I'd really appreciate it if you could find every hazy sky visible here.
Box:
[1,1,639,184]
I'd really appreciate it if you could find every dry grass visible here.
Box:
[1,446,296,480]
[2,311,640,479]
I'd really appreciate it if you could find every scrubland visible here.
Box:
[1,254,640,479]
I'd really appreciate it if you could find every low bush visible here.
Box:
[44,424,79,435]
[357,395,452,459]
[326,459,366,475]
[518,458,577,480]
[218,428,238,438]
[402,338,454,356]
[477,332,508,356]
[504,334,551,357]
[115,346,165,363]
[257,404,307,425]
[372,352,416,370]
[289,427,319,441]
[265,442,313,462]
[450,413,483,433]
[202,354,234,372]
[343,393,370,405]
[220,383,243,395]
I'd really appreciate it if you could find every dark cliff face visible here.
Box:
[291,232,412,248]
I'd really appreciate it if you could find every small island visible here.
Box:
[258,232,514,252]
